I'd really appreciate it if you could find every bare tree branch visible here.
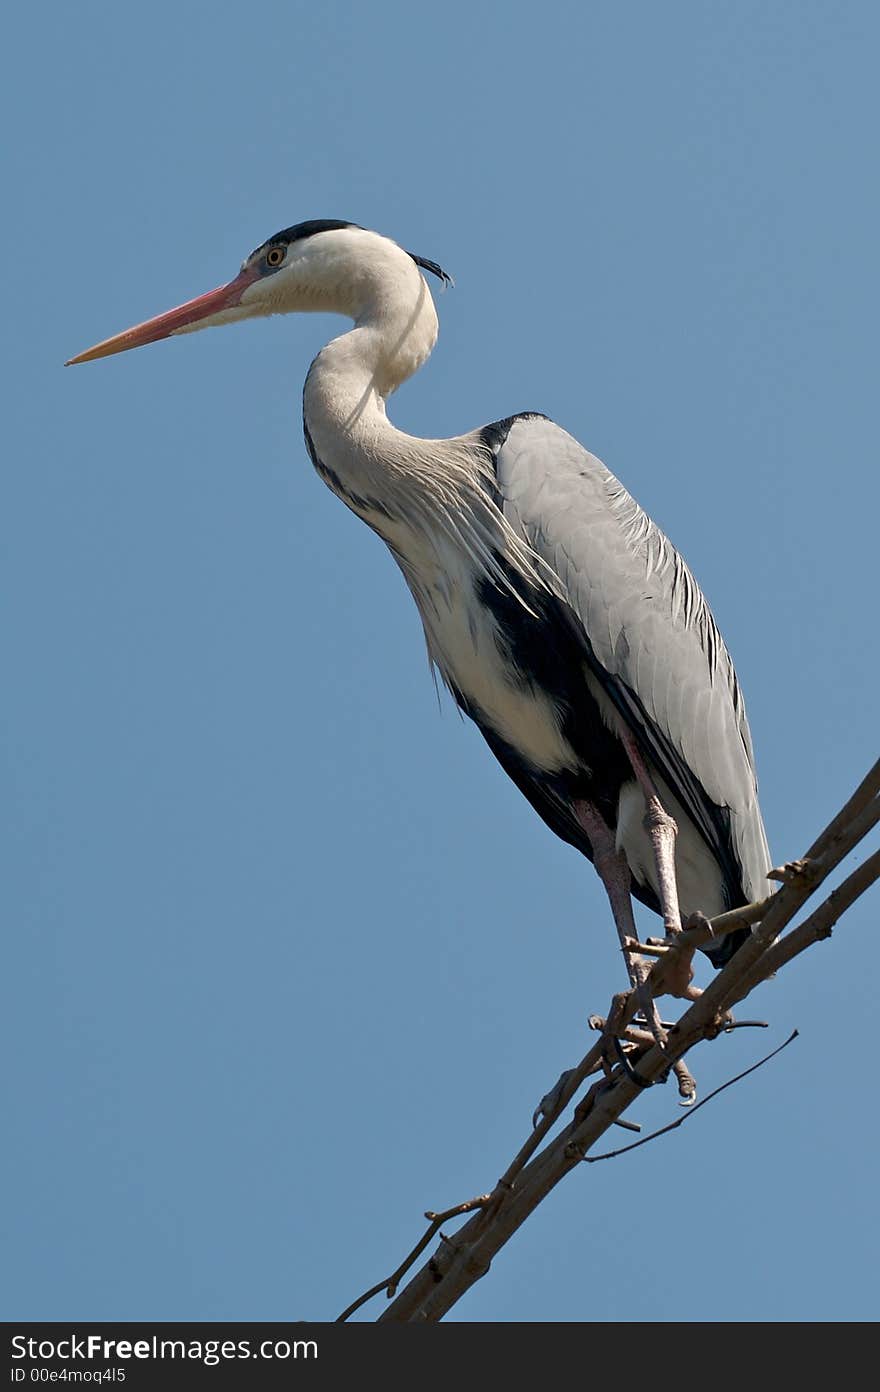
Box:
[335,1196,491,1323]
[336,758,878,1323]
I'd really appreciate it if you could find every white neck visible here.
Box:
[296,229,549,674]
[301,239,455,531]
[304,247,437,435]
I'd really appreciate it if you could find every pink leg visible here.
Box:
[618,729,682,938]
[573,798,666,1046]
[618,730,697,999]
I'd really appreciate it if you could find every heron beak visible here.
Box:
[65,266,262,365]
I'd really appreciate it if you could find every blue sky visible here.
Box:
[3,1,877,1322]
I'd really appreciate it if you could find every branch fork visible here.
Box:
[336,758,879,1322]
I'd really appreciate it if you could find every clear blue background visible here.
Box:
[3,1,877,1323]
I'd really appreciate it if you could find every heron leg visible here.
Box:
[618,729,695,998]
[572,799,666,1047]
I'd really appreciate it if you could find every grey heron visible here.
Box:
[67,219,771,1022]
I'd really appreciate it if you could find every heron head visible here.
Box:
[65,221,451,366]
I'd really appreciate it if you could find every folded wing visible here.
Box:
[488,413,771,909]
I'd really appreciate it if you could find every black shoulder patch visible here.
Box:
[480,412,552,455]
[476,413,553,508]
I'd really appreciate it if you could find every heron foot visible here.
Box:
[658,938,696,998]
[672,1058,697,1104]
[618,948,668,1049]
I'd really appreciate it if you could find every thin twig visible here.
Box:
[583,1030,799,1162]
[336,1195,490,1321]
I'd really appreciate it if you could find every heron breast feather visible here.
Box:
[418,578,574,774]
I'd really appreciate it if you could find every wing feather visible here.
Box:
[489,415,770,904]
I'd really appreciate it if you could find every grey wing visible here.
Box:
[489,413,771,905]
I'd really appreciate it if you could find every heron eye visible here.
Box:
[265,247,285,269]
